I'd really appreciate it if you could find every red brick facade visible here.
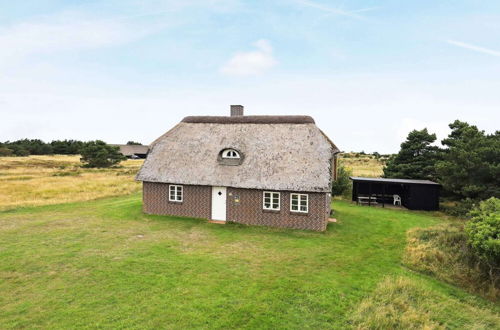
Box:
[143,182,211,219]
[143,182,330,231]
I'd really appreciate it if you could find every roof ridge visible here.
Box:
[182,115,315,124]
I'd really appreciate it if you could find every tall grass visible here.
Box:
[351,276,499,329]
[0,155,142,210]
[339,154,385,177]
[404,223,499,301]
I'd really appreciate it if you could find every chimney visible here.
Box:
[230,105,244,117]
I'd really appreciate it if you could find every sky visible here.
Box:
[0,0,499,153]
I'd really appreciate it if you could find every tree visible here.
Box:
[126,141,142,145]
[465,197,500,283]
[51,140,85,154]
[436,121,499,200]
[5,139,53,156]
[383,128,441,180]
[332,164,353,198]
[80,141,126,168]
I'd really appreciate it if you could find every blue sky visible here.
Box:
[1,0,499,153]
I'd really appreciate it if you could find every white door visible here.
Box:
[211,187,227,221]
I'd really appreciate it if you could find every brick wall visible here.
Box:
[143,182,211,219]
[142,182,330,231]
[227,188,329,231]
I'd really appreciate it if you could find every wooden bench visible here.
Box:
[357,196,378,205]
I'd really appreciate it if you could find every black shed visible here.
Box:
[350,177,440,211]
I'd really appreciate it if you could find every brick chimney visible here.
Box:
[230,105,244,117]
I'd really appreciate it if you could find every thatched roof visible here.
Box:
[136,116,339,192]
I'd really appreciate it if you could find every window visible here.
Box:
[169,185,183,202]
[222,149,240,159]
[263,192,280,211]
[291,194,309,213]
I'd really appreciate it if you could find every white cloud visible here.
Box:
[0,12,153,66]
[220,39,277,76]
[447,40,500,57]
[294,0,375,20]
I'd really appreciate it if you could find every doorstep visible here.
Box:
[208,220,226,225]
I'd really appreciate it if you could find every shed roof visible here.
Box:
[350,177,440,185]
[136,116,339,192]
[111,144,149,156]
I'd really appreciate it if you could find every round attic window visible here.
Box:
[221,149,240,159]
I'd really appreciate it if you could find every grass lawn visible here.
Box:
[1,195,498,329]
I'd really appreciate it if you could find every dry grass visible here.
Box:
[339,154,385,177]
[0,155,142,211]
[351,276,500,329]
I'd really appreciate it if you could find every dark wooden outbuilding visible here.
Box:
[350,177,440,211]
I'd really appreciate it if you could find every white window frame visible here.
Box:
[169,185,183,202]
[290,193,309,213]
[263,191,281,211]
[222,149,240,159]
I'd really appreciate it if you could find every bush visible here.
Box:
[0,147,14,156]
[15,148,30,156]
[332,164,352,198]
[440,198,477,218]
[465,198,500,284]
[80,141,126,168]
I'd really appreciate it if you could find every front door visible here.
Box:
[211,187,227,221]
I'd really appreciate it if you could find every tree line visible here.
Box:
[0,139,144,168]
[383,120,499,206]
[0,139,142,157]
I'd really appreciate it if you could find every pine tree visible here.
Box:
[383,129,440,180]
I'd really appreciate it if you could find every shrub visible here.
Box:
[440,198,477,218]
[332,164,352,198]
[465,198,500,285]
[80,141,126,168]
[15,148,30,156]
[0,147,14,156]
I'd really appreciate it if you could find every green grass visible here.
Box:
[0,195,498,329]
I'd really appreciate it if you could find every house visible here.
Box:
[112,144,149,159]
[136,105,340,231]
